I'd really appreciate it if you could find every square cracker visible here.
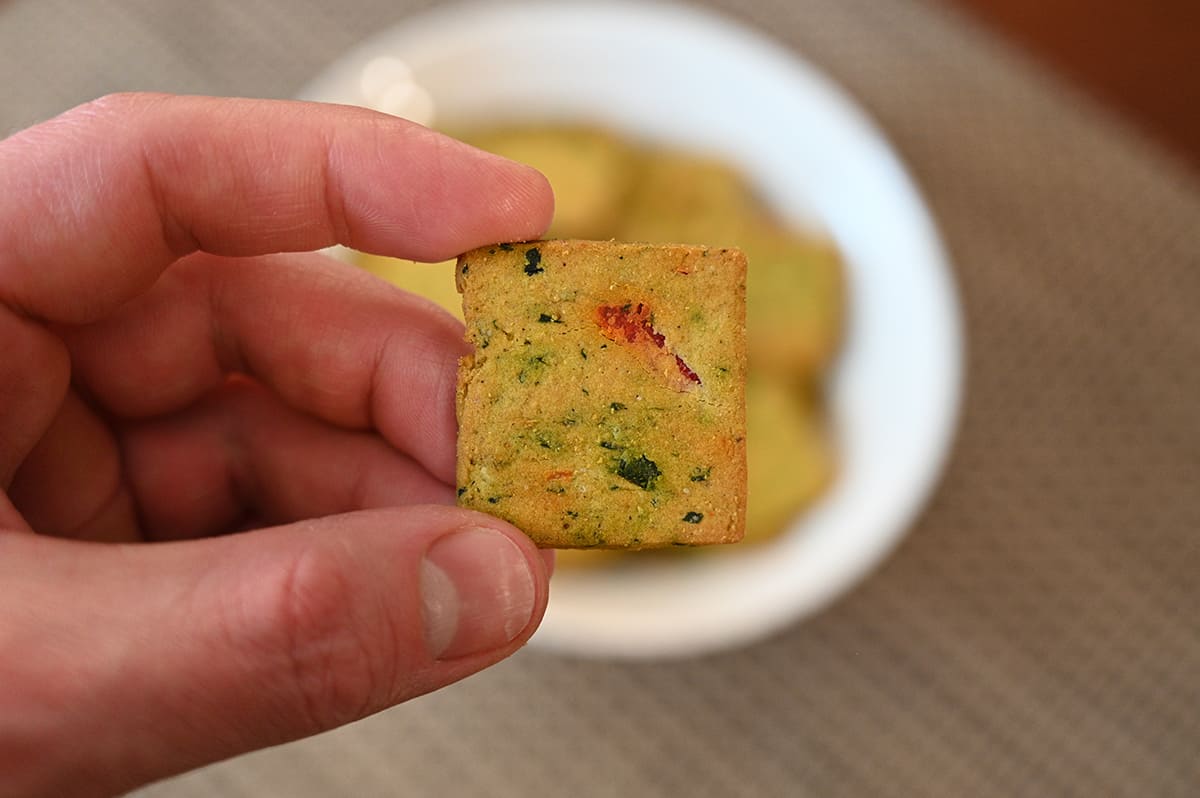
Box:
[456,240,746,549]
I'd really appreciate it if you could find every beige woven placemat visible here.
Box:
[4,0,1199,795]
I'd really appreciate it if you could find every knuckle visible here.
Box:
[239,539,390,733]
[84,91,140,111]
[72,91,159,122]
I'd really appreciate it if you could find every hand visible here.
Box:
[0,93,555,797]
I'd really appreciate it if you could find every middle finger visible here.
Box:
[121,377,452,541]
[62,251,466,485]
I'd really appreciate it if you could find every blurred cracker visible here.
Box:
[740,229,845,380]
[743,375,836,544]
[457,125,637,239]
[357,253,463,321]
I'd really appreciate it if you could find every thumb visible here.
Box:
[0,506,549,797]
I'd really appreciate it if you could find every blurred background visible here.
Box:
[2,1,1198,796]
[951,0,1200,171]
[3,0,1200,169]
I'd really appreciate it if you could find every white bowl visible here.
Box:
[300,1,964,660]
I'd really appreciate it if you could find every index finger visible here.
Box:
[0,93,553,324]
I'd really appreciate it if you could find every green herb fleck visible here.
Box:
[517,351,551,385]
[689,466,712,483]
[599,440,622,451]
[456,487,466,497]
[614,454,661,491]
[537,313,561,323]
[475,322,493,349]
[682,511,704,524]
[524,247,543,275]
[499,242,513,251]
[580,348,588,360]
[610,402,627,411]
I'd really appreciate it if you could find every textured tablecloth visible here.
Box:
[3,0,1199,796]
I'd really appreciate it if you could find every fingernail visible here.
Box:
[420,527,537,660]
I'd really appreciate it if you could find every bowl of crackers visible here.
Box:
[301,1,963,659]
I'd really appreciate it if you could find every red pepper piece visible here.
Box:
[595,302,701,389]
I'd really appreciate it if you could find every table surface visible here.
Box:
[2,1,1198,796]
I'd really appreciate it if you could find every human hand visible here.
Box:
[0,93,554,797]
